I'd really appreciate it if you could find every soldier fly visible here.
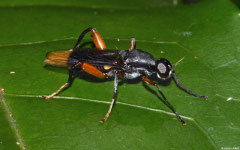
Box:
[42,27,208,125]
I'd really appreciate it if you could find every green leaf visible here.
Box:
[0,0,239,149]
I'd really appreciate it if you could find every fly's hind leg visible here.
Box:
[41,68,74,99]
[42,61,107,99]
[74,27,106,50]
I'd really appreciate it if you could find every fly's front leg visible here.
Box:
[142,76,187,125]
[74,27,106,50]
[100,71,118,123]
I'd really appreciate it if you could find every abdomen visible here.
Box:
[44,49,73,67]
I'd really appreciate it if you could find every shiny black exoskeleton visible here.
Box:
[69,48,172,80]
[43,27,208,125]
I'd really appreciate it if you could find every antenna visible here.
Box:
[172,57,185,69]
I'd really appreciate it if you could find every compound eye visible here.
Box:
[157,63,167,74]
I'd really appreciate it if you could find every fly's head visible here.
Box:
[155,58,173,80]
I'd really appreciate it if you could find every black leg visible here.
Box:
[100,71,118,123]
[73,27,92,49]
[42,68,74,99]
[172,71,208,100]
[142,76,186,125]
[73,27,106,50]
[154,84,186,125]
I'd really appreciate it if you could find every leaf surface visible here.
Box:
[0,0,239,149]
